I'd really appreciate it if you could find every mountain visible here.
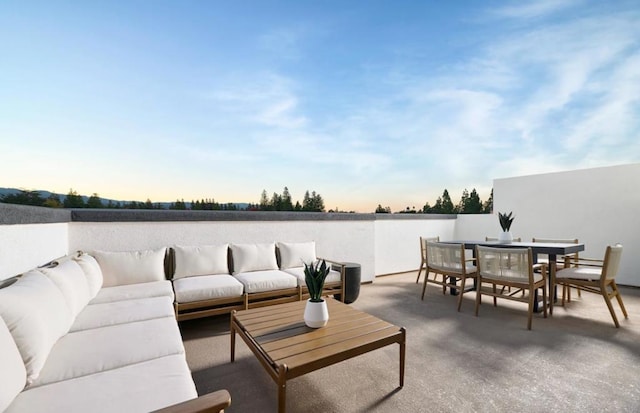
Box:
[0,187,249,210]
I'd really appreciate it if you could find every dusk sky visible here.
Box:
[1,0,639,212]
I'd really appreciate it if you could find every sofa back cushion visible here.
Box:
[92,248,167,287]
[73,253,104,298]
[277,241,317,269]
[0,270,72,385]
[230,243,278,274]
[0,315,27,412]
[173,244,229,279]
[40,259,91,318]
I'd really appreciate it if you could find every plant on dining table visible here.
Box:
[498,211,514,232]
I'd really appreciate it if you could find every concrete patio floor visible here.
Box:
[179,271,640,412]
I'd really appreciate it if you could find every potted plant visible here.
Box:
[303,259,330,328]
[498,211,515,243]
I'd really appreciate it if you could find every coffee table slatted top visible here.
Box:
[231,299,403,377]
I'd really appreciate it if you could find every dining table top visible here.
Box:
[443,240,585,256]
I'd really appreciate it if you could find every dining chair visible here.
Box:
[552,244,627,328]
[421,241,477,311]
[475,246,547,330]
[416,236,440,284]
[532,237,581,299]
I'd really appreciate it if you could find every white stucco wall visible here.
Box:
[453,214,498,241]
[374,219,456,275]
[69,221,378,282]
[493,163,640,286]
[0,223,69,280]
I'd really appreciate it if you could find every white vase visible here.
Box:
[498,231,513,244]
[304,299,329,328]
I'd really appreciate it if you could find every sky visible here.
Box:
[1,0,639,212]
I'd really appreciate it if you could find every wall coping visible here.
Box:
[1,203,457,224]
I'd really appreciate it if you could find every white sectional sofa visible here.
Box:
[0,249,230,413]
[171,241,346,321]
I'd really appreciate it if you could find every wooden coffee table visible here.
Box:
[230,299,406,413]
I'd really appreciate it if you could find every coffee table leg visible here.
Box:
[278,365,288,413]
[399,327,406,388]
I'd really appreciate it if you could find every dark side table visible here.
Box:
[333,262,361,304]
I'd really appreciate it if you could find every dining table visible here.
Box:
[443,240,585,312]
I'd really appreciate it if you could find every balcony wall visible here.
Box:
[1,163,638,285]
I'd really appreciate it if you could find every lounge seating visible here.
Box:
[552,244,628,327]
[171,241,346,321]
[0,249,230,413]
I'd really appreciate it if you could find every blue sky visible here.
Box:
[1,0,639,212]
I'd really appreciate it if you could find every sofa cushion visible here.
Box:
[30,316,185,388]
[230,243,278,274]
[0,271,72,385]
[70,296,175,332]
[92,248,166,287]
[277,241,317,269]
[173,244,229,279]
[234,270,298,293]
[89,280,174,304]
[6,354,197,413]
[0,316,27,412]
[73,253,103,298]
[40,260,91,318]
[173,274,244,303]
[282,267,342,287]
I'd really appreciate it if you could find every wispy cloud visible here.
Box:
[492,0,584,19]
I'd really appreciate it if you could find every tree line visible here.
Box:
[375,188,493,214]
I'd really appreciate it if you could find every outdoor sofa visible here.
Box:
[0,248,230,413]
[171,241,346,321]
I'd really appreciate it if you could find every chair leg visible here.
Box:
[527,286,534,330]
[416,263,425,284]
[457,276,466,312]
[602,287,621,328]
[421,276,428,300]
[542,285,548,318]
[475,278,482,316]
[492,283,497,307]
[611,282,629,318]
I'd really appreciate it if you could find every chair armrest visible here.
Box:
[532,263,547,276]
[152,390,231,413]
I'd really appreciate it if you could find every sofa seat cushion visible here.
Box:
[92,248,167,287]
[0,270,73,385]
[282,267,342,287]
[173,274,244,303]
[30,316,185,388]
[234,270,297,293]
[0,316,27,412]
[70,296,175,332]
[89,280,173,304]
[173,244,229,279]
[6,354,197,413]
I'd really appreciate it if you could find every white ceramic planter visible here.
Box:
[303,299,329,328]
[498,231,513,244]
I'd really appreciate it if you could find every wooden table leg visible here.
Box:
[399,327,406,388]
[230,311,236,362]
[278,364,288,413]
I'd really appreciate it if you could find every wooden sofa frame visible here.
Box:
[167,248,347,322]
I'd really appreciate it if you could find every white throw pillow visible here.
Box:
[277,241,317,269]
[73,253,104,298]
[92,248,167,287]
[230,243,278,274]
[0,270,73,385]
[0,316,27,412]
[173,244,229,279]
[40,260,91,318]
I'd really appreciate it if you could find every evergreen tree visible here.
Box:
[457,189,470,214]
[483,188,494,213]
[63,189,85,208]
[422,202,432,213]
[440,189,455,214]
[294,201,302,211]
[43,193,62,208]
[87,193,103,208]
[375,204,391,213]
[281,187,294,211]
[259,190,270,211]
[270,192,282,211]
[466,189,484,213]
[1,190,45,206]
[302,190,311,211]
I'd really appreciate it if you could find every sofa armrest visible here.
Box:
[152,390,231,413]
